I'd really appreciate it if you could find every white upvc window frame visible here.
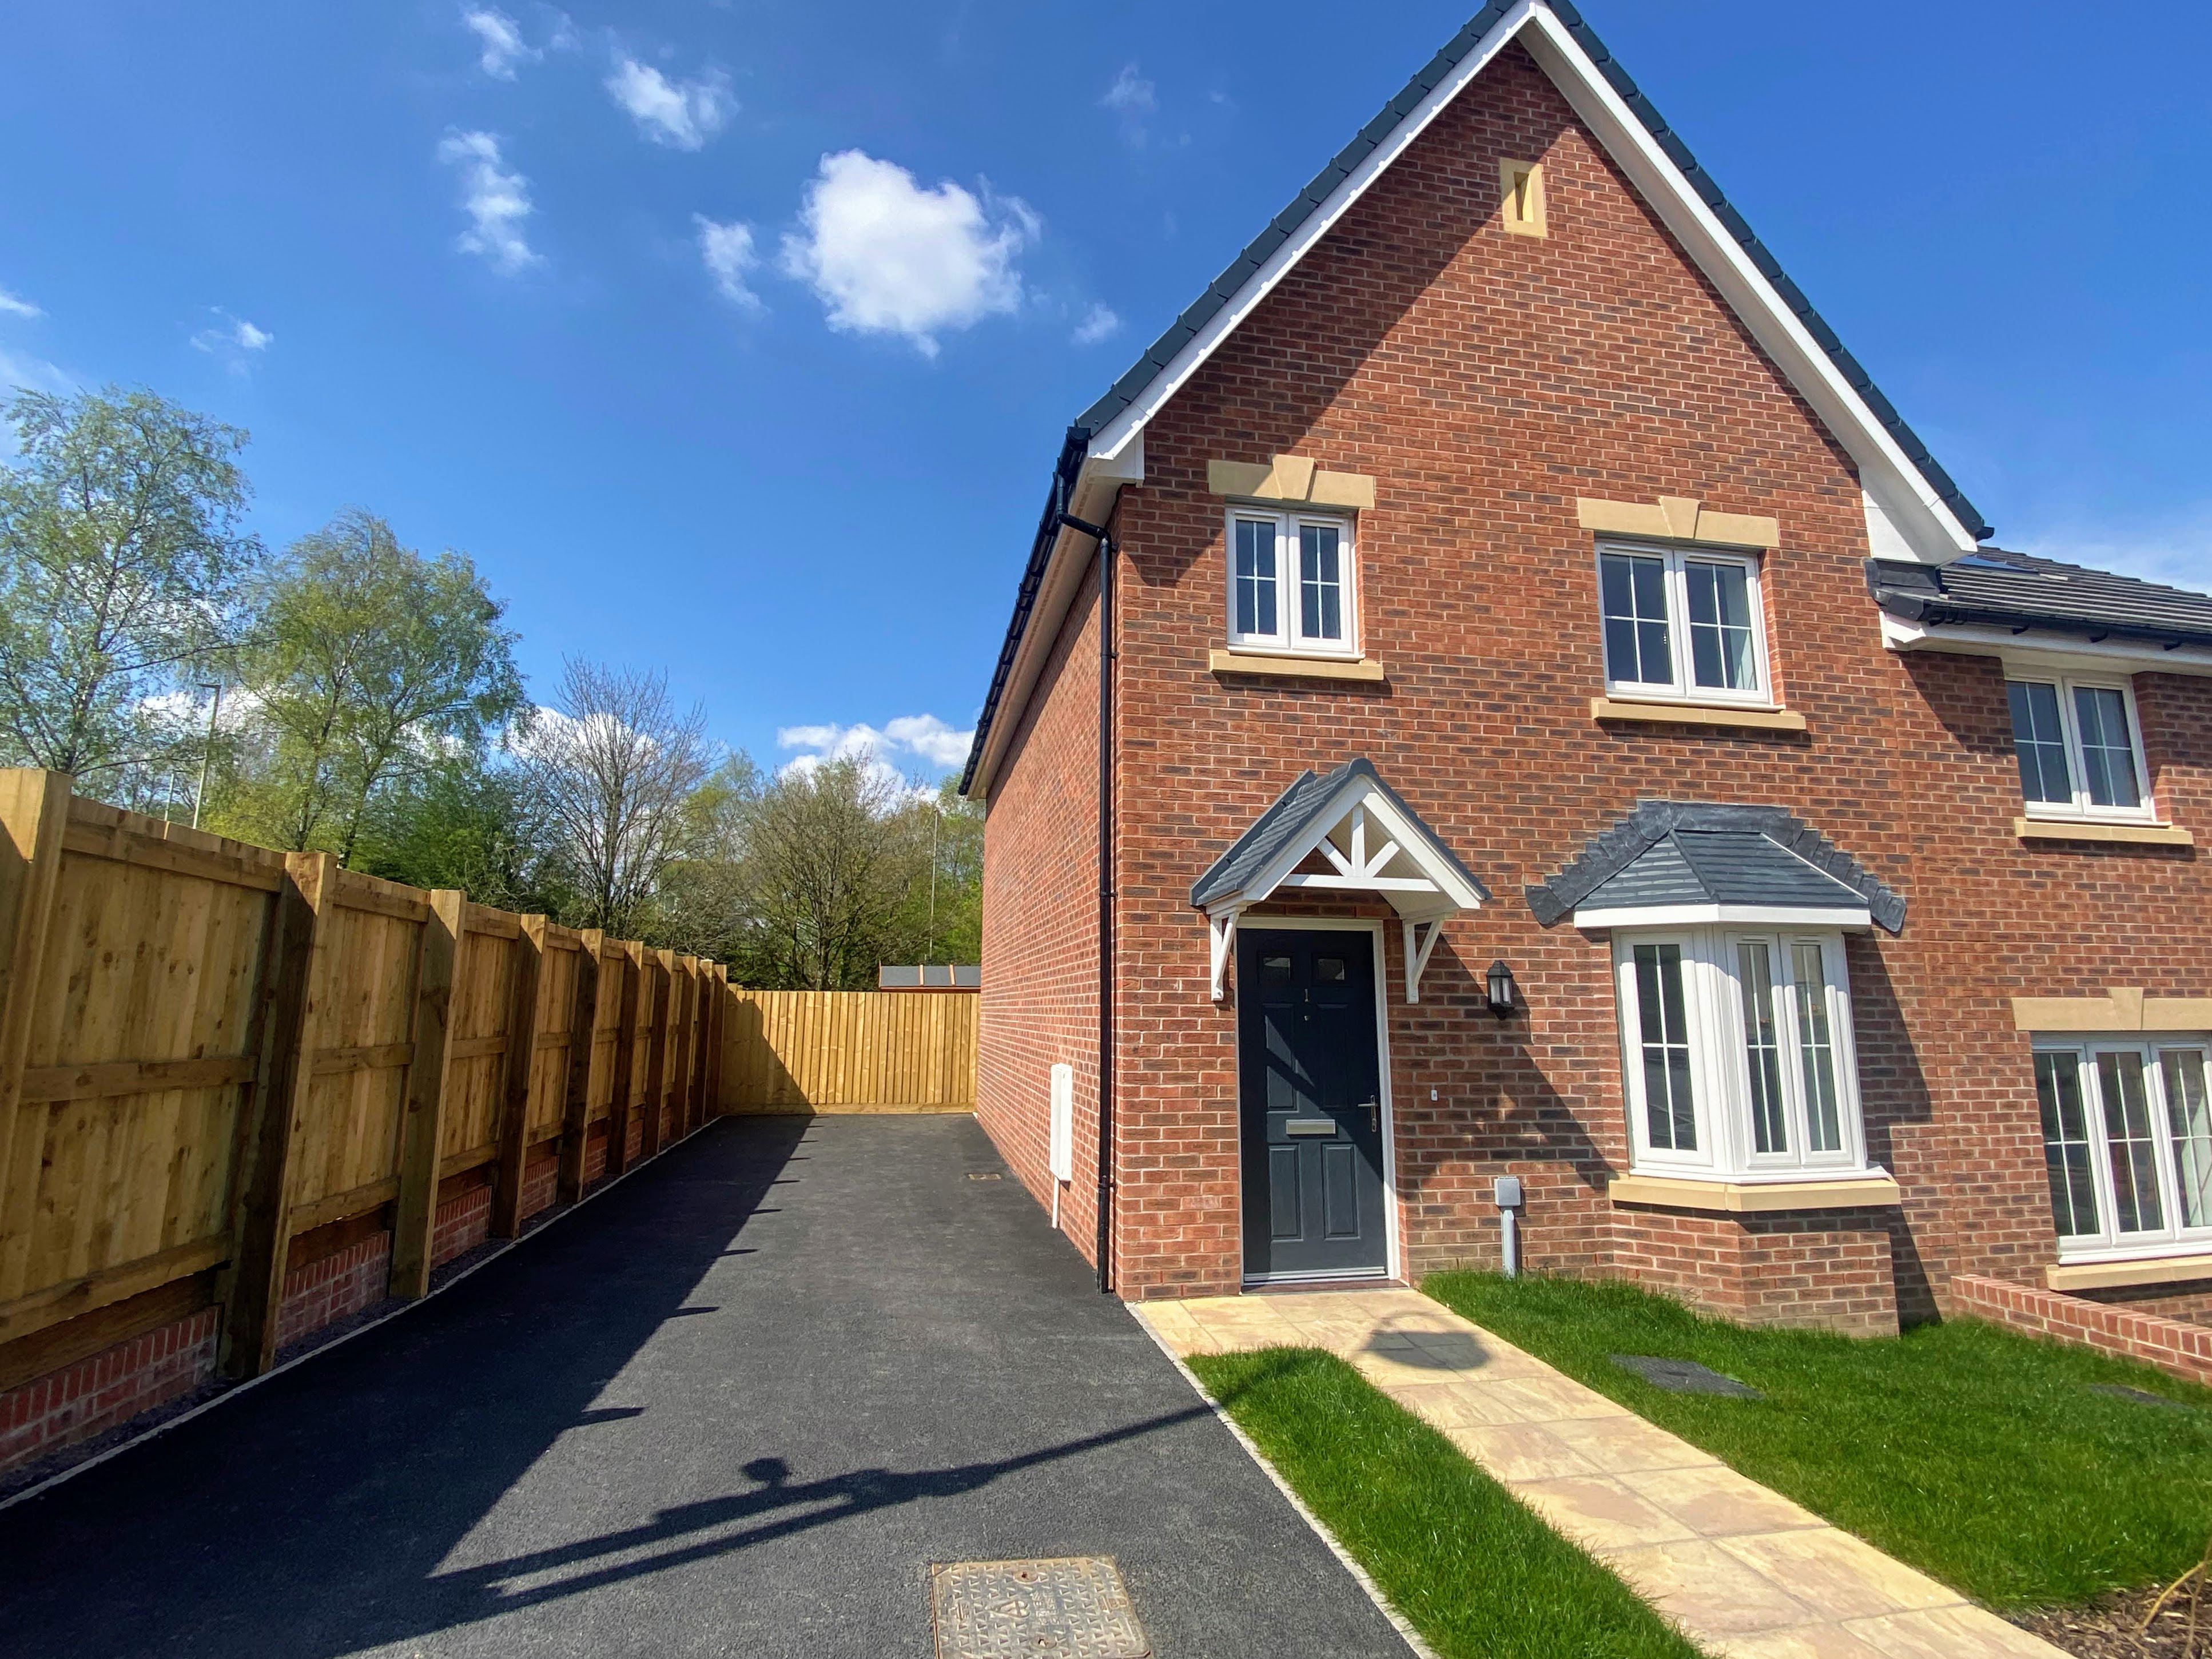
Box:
[1224,507,1359,659]
[1612,926,1869,1181]
[1596,539,1773,707]
[2005,672,2156,824]
[2034,1035,2212,1264]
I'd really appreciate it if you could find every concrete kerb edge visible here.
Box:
[1125,1304,1438,1659]
[0,1119,730,1517]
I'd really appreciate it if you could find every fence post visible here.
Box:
[389,889,464,1300]
[640,950,671,1157]
[687,961,713,1132]
[0,771,70,1159]
[606,942,641,1178]
[669,956,697,1140]
[557,929,603,1204]
[491,915,548,1238]
[706,965,727,1117]
[221,850,336,1378]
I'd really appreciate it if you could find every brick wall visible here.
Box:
[1951,1274,2212,1387]
[431,1179,493,1268]
[0,1308,218,1475]
[274,1233,392,1350]
[1613,1205,1899,1336]
[975,42,2212,1328]
[521,1149,559,1222]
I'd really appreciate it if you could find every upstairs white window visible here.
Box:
[2036,1039,2212,1260]
[1598,542,1769,705]
[1228,510,1356,657]
[1614,928,1867,1179]
[2007,676,2153,821]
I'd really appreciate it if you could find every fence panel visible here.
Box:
[719,988,978,1112]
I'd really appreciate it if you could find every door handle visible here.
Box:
[1360,1099,1379,1132]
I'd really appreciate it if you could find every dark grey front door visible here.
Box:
[1238,929,1389,1282]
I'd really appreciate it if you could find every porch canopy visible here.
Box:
[1190,758,1491,1004]
[1524,801,1907,933]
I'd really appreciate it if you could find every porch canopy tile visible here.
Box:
[1526,801,1905,934]
[1191,758,1491,1004]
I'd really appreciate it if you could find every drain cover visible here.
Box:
[932,1557,1150,1658]
[2091,1382,2191,1410]
[1611,1354,1763,1398]
[966,1171,1004,1181]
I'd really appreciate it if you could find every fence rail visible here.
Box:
[722,988,977,1112]
[0,770,725,1388]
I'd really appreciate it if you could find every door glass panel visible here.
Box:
[2073,686,2142,809]
[1601,552,1672,686]
[2161,1048,2212,1230]
[2007,682,2072,805]
[1260,954,1292,987]
[1234,519,1278,638]
[1737,941,1787,1153]
[2036,1052,2099,1238]
[1298,523,1343,642]
[1791,943,1843,1153]
[2095,1049,2164,1232]
[1686,560,1757,691]
[1632,943,1696,1151]
[1314,956,1347,984]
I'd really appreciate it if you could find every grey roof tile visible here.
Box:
[1867,550,2212,648]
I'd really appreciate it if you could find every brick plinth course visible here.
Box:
[973,43,2212,1330]
[1951,1274,2212,1388]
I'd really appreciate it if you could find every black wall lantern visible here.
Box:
[1485,960,1518,1020]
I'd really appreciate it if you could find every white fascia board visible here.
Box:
[1574,903,1872,930]
[1085,2,1537,464]
[966,439,1145,796]
[1515,9,1976,564]
[1239,777,1488,914]
[1879,612,2212,677]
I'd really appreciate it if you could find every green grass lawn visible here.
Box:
[1423,1272,2212,1611]
[1189,1347,1701,1659]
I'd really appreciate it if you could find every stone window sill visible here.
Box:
[1608,1172,1901,1214]
[1210,648,1386,683]
[2014,817,2194,848]
[2046,1252,2212,1292]
[1590,697,1807,733]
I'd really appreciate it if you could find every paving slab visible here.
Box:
[1135,1288,2066,1659]
[0,1117,1412,1658]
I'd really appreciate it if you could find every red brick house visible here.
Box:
[961,1,2212,1335]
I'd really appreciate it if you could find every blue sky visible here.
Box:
[4,1,2209,782]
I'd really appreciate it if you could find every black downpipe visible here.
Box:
[1059,509,1116,1294]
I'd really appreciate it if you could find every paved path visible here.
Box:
[0,1117,1410,1659]
[1138,1289,2066,1659]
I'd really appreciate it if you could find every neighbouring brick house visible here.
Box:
[962,1,2212,1337]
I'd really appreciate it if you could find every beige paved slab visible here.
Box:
[1133,1288,2063,1659]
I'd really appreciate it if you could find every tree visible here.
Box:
[241,511,524,864]
[352,751,571,916]
[0,387,260,786]
[897,775,982,966]
[524,659,713,936]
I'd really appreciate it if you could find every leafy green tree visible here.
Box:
[242,511,525,864]
[897,775,982,967]
[0,388,260,786]
[352,752,572,915]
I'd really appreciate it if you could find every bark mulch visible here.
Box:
[2012,1582,2210,1659]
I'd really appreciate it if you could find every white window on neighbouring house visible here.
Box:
[1597,542,1770,705]
[1613,928,1867,1179]
[2006,676,2154,821]
[1227,509,1356,657]
[2035,1039,2212,1260]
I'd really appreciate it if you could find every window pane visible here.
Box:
[1314,956,1347,985]
[2095,1050,2165,1232]
[1686,562,1758,691]
[1600,553,1672,685]
[2073,686,2142,809]
[2161,1049,2212,1230]
[1260,953,1292,986]
[2007,682,2072,804]
[1234,519,1278,638]
[1298,523,1343,642]
[1737,942,1787,1153]
[1632,944,1696,1152]
[1791,942,1843,1153]
[2035,1052,2099,1238]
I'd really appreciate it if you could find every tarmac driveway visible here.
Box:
[0,1113,1412,1658]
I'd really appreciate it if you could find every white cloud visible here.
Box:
[1072,303,1120,347]
[190,311,273,367]
[776,714,974,790]
[606,56,734,150]
[0,287,41,320]
[779,150,1036,357]
[695,215,762,310]
[1102,63,1156,146]
[463,7,535,78]
[437,130,541,273]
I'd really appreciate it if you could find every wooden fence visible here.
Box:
[721,988,978,1112]
[0,769,726,1390]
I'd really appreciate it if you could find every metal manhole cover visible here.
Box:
[932,1557,1150,1658]
[1612,1354,1763,1398]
